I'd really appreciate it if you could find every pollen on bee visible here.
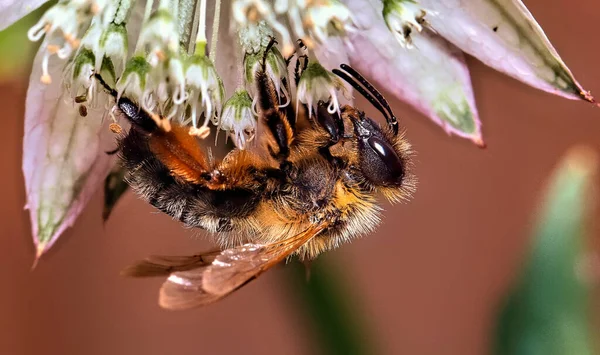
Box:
[109,122,123,134]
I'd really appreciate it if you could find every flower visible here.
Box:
[296,62,344,118]
[1,0,593,261]
[220,88,257,149]
[184,54,225,135]
[242,33,289,112]
[382,0,427,48]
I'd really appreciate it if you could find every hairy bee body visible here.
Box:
[120,106,406,260]
[99,45,417,308]
[105,48,414,263]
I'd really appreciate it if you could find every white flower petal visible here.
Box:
[314,37,354,106]
[420,0,594,102]
[24,42,116,263]
[0,0,47,31]
[344,0,482,144]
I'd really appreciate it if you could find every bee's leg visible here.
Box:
[280,72,296,132]
[257,39,295,165]
[314,101,346,166]
[293,39,309,88]
[94,72,117,97]
[315,101,343,146]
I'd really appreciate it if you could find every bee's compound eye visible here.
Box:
[359,135,405,186]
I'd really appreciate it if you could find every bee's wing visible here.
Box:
[158,225,326,310]
[122,251,221,277]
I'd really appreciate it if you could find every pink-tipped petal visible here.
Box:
[345,0,482,144]
[0,0,48,31]
[420,0,594,103]
[23,45,115,264]
[24,0,148,264]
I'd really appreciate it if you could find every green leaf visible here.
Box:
[494,147,598,355]
[286,257,377,355]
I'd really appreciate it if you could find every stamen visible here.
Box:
[41,53,52,84]
[46,44,60,54]
[189,126,211,139]
[279,84,290,108]
[327,90,339,115]
[27,22,47,41]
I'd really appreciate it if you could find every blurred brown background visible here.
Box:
[1,1,600,354]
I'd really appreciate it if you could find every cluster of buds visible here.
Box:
[232,0,356,56]
[27,0,353,150]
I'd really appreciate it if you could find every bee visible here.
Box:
[95,40,415,310]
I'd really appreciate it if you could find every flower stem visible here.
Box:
[134,0,154,53]
[209,0,221,62]
[194,0,207,56]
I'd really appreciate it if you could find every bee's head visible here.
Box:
[332,64,415,201]
[348,110,409,189]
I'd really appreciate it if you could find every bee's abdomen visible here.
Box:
[119,128,261,232]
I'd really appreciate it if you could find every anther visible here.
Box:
[189,126,211,139]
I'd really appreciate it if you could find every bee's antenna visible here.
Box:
[93,72,118,97]
[333,68,393,126]
[338,64,398,134]
[339,65,394,119]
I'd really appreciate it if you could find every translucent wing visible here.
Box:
[122,250,220,277]
[158,225,326,310]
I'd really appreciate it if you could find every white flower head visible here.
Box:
[238,20,274,55]
[137,6,180,66]
[299,0,356,46]
[297,61,343,118]
[383,0,428,49]
[138,52,188,118]
[244,43,290,113]
[184,55,225,133]
[65,48,96,102]
[116,56,153,110]
[97,23,129,75]
[220,89,257,149]
[27,4,87,84]
[232,0,294,55]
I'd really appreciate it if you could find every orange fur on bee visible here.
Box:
[149,123,210,184]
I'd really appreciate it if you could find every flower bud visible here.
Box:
[68,48,96,100]
[220,89,257,149]
[383,0,428,48]
[116,56,153,109]
[184,55,225,131]
[296,62,343,118]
